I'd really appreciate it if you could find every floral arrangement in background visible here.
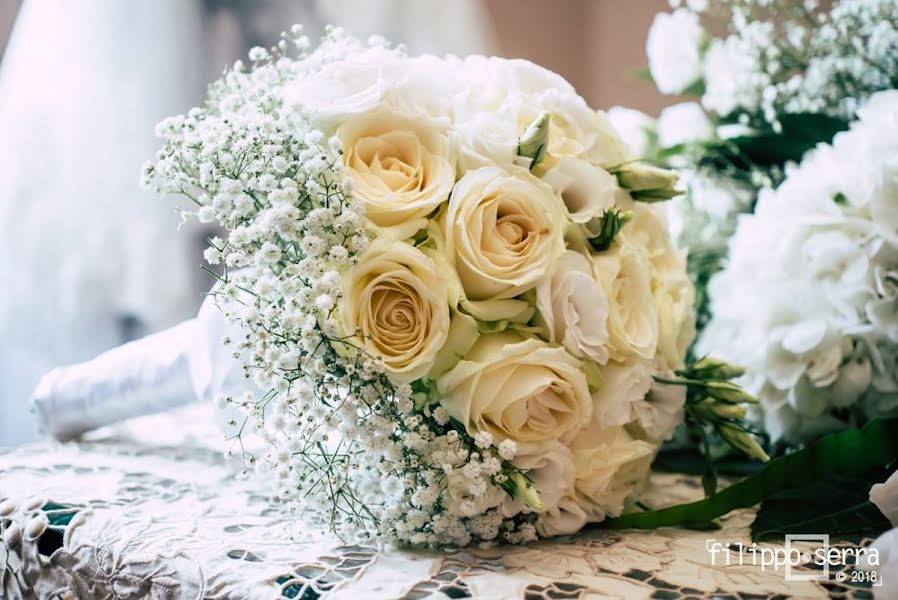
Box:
[628,0,898,336]
[699,92,898,444]
[139,26,736,546]
[618,0,898,444]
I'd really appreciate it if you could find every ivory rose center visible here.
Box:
[443,166,566,320]
[340,110,455,235]
[339,239,451,382]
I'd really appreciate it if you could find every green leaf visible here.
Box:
[653,447,766,477]
[701,112,849,169]
[602,418,898,530]
[750,468,893,541]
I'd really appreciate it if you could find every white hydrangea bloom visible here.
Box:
[699,90,898,443]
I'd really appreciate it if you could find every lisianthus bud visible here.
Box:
[588,209,633,252]
[696,398,747,420]
[680,357,746,381]
[719,423,769,462]
[518,111,551,169]
[614,163,681,201]
[704,380,758,404]
[508,471,546,513]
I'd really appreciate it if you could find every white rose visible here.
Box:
[281,46,398,124]
[592,246,660,361]
[443,167,566,321]
[340,109,456,237]
[437,333,593,451]
[646,9,704,95]
[871,469,898,526]
[606,106,655,159]
[537,105,631,168]
[503,442,576,519]
[570,423,656,519]
[589,356,685,443]
[281,46,455,129]
[339,239,451,383]
[656,102,712,149]
[539,157,618,226]
[535,251,610,365]
[452,57,632,168]
[452,109,520,172]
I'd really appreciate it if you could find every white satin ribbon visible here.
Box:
[31,294,251,441]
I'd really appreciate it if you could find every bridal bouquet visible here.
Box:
[139,26,700,546]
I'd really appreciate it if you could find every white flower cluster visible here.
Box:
[699,91,898,444]
[649,0,898,125]
[143,26,694,546]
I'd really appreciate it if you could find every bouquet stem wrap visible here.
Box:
[31,320,197,441]
[31,296,246,441]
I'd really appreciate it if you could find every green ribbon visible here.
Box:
[603,418,898,530]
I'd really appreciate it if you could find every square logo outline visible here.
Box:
[784,534,830,581]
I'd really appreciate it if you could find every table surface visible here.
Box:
[0,405,876,600]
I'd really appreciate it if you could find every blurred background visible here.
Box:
[0,0,670,445]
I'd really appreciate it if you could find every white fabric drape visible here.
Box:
[0,0,207,445]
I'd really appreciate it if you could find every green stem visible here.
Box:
[602,418,898,530]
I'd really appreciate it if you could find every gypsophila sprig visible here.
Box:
[659,0,898,125]
[145,25,697,546]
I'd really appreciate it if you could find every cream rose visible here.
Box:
[570,423,656,519]
[535,251,610,365]
[437,333,593,450]
[592,246,660,361]
[621,205,687,274]
[340,110,455,236]
[443,167,566,321]
[654,278,695,371]
[622,206,695,370]
[339,239,451,383]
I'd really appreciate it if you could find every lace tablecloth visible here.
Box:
[0,405,875,599]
